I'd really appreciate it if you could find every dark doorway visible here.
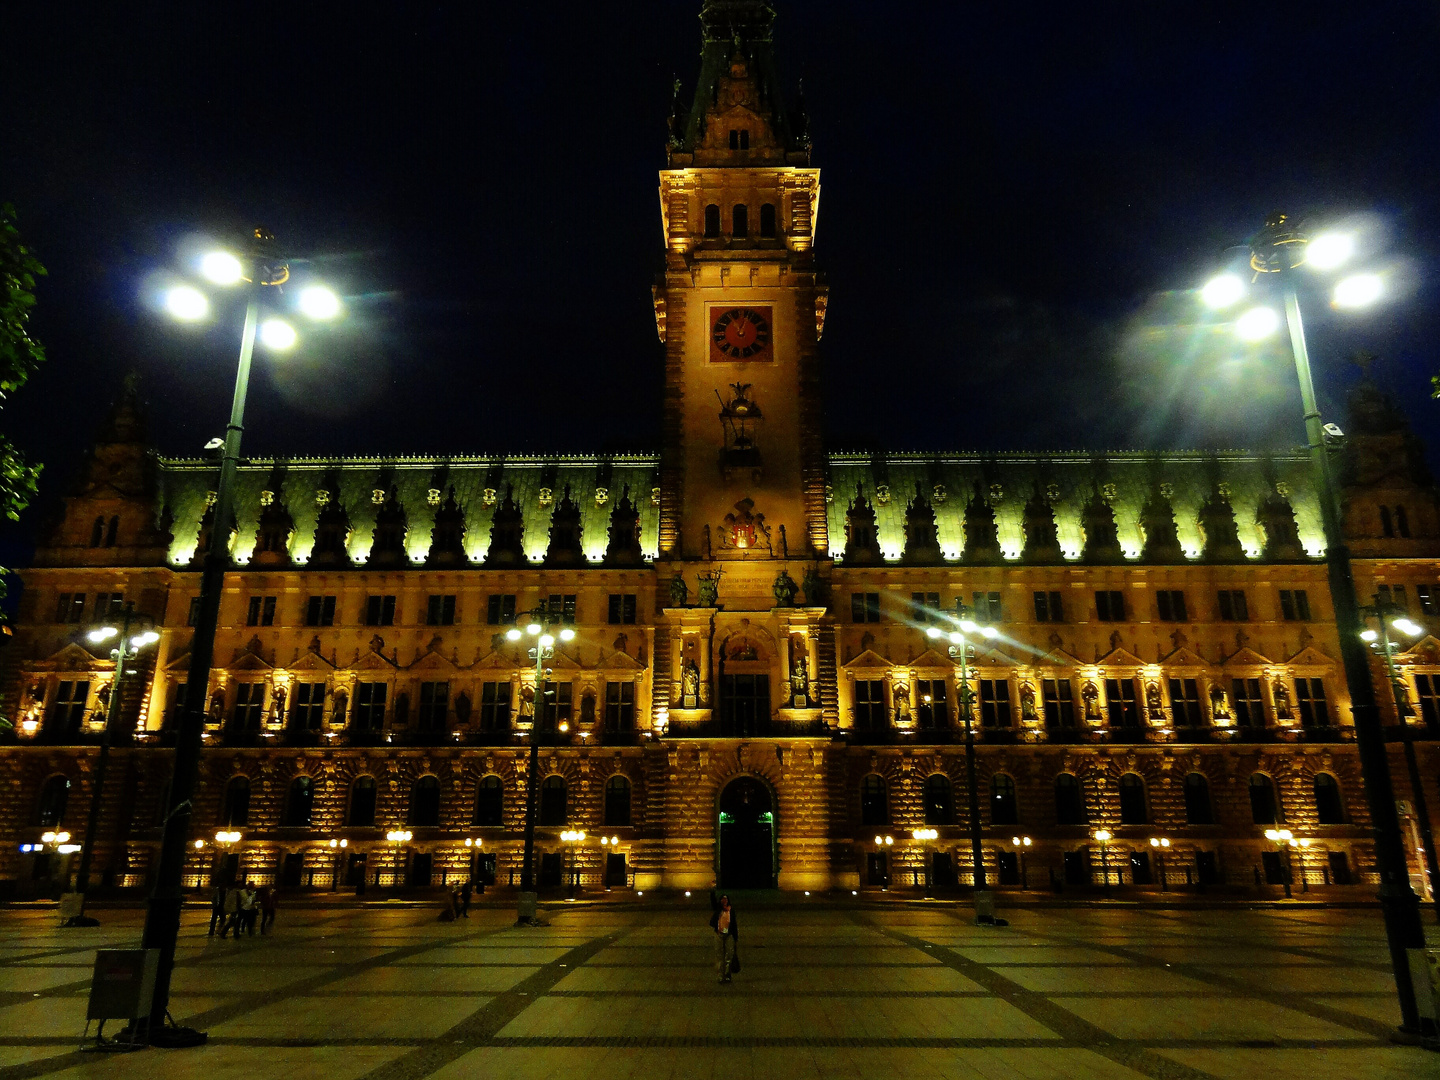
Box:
[1063,850,1090,885]
[719,674,770,736]
[1328,851,1352,884]
[1261,851,1286,884]
[408,851,433,887]
[933,851,955,888]
[346,853,368,887]
[281,852,304,888]
[473,852,496,886]
[867,851,888,886]
[719,776,775,888]
[997,850,1019,886]
[605,853,627,888]
[221,853,240,887]
[1129,850,1153,885]
[540,852,563,888]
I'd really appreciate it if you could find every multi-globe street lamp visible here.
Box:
[1093,829,1113,896]
[505,609,577,924]
[62,604,160,927]
[136,228,343,1046]
[1148,836,1171,891]
[1360,598,1438,920]
[1200,214,1427,1034]
[928,603,998,921]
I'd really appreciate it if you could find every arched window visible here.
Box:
[37,775,70,828]
[348,775,377,827]
[860,774,888,825]
[1396,505,1411,538]
[923,774,953,825]
[89,516,105,547]
[282,776,314,827]
[1249,772,1280,825]
[1183,772,1213,825]
[409,775,441,827]
[1380,506,1394,537]
[732,204,748,238]
[1314,773,1345,824]
[540,775,567,826]
[703,204,720,238]
[759,203,777,238]
[104,516,119,547]
[990,773,1018,826]
[1119,773,1147,825]
[1054,773,1086,825]
[605,775,632,826]
[473,775,503,827]
[221,776,250,827]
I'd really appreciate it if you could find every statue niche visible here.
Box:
[544,485,585,566]
[718,382,762,479]
[843,490,883,565]
[901,484,943,564]
[485,485,527,566]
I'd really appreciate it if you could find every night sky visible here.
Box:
[3,1,1438,562]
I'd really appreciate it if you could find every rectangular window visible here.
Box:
[93,592,124,620]
[293,683,325,729]
[1295,678,1329,728]
[1105,677,1140,728]
[365,595,396,627]
[979,679,1012,728]
[972,591,1002,623]
[354,682,388,730]
[1156,590,1187,622]
[1232,678,1265,727]
[1168,677,1203,727]
[247,595,277,627]
[1095,590,1125,622]
[479,682,512,730]
[915,678,948,728]
[851,593,881,623]
[486,594,518,625]
[55,593,86,624]
[47,680,90,732]
[417,681,449,731]
[1278,589,1311,622]
[854,679,886,730]
[545,594,577,624]
[426,594,457,626]
[1416,674,1440,726]
[1378,584,1409,612]
[1417,584,1439,616]
[605,681,636,731]
[232,683,265,730]
[910,592,941,624]
[1042,678,1075,728]
[1218,589,1249,621]
[607,594,637,625]
[1033,591,1065,623]
[187,596,201,627]
[306,595,336,627]
[539,680,573,730]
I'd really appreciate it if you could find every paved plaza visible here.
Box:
[0,899,1435,1080]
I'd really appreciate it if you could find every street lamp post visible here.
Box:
[931,606,998,921]
[64,605,159,927]
[1012,835,1033,889]
[561,830,586,899]
[1094,829,1113,895]
[1149,836,1170,891]
[912,829,938,897]
[1361,599,1439,921]
[385,830,413,886]
[506,609,576,925]
[136,230,342,1046]
[1202,215,1428,1033]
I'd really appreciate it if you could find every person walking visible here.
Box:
[459,879,472,918]
[220,884,242,939]
[709,888,738,983]
[258,886,277,935]
[239,885,257,937]
[207,883,228,937]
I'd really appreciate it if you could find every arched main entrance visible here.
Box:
[718,777,775,888]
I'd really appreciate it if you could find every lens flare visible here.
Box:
[1235,306,1280,341]
[165,285,209,321]
[1306,233,1353,271]
[200,251,244,285]
[1200,273,1244,309]
[298,285,341,320]
[259,318,298,350]
[1332,273,1382,309]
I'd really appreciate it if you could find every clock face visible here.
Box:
[710,306,773,362]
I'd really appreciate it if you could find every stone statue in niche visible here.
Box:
[1272,680,1293,720]
[790,654,809,706]
[580,690,596,726]
[331,689,347,727]
[370,634,385,654]
[1209,682,1230,719]
[209,691,224,722]
[681,659,700,708]
[454,692,472,726]
[772,569,798,606]
[668,572,690,607]
[893,684,912,725]
[1081,681,1100,721]
[95,683,112,713]
[1020,682,1037,721]
[801,564,826,607]
[271,686,287,726]
[1145,681,1163,719]
[698,570,722,607]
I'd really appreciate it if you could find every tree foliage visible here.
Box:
[0,203,46,592]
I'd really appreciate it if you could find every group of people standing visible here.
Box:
[208,883,276,938]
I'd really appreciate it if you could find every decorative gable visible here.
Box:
[1221,646,1273,669]
[38,643,101,671]
[842,649,893,673]
[288,650,335,673]
[349,649,398,673]
[1285,645,1334,669]
[1160,645,1216,669]
[1096,647,1146,669]
[229,651,273,673]
[407,650,459,674]
[907,648,955,672]
[599,651,647,672]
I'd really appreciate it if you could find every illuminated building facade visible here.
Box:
[3,0,1439,898]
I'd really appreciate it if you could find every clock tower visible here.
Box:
[653,0,828,567]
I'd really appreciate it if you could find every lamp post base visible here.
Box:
[516,891,539,926]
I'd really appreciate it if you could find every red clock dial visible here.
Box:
[710,306,773,362]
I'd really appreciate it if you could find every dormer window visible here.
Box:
[704,204,720,237]
[732,204,748,238]
[760,203,776,238]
